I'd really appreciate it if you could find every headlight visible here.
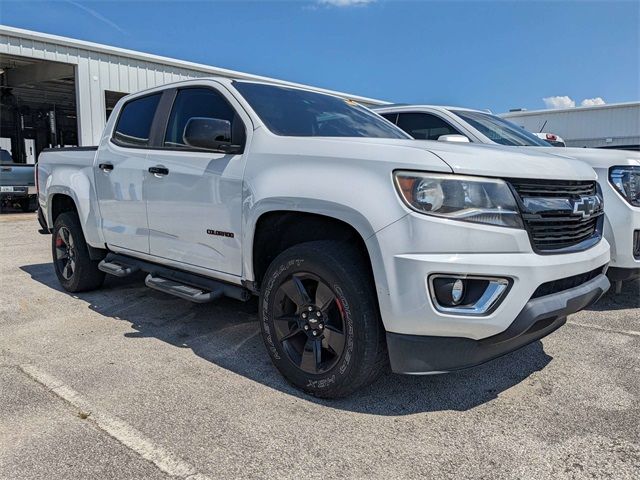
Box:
[609,166,640,207]
[394,171,524,228]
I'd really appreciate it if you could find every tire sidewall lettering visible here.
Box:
[261,258,356,390]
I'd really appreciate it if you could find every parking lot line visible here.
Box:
[566,320,640,337]
[20,364,212,480]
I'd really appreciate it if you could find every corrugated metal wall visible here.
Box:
[1,32,209,145]
[1,26,387,146]
[503,104,640,149]
[75,53,207,144]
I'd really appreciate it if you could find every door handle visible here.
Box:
[99,163,114,172]
[148,166,169,176]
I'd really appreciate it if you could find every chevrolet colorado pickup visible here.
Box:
[376,105,640,285]
[37,79,610,397]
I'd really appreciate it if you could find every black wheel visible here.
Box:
[260,241,387,398]
[52,212,105,292]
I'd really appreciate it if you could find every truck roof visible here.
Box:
[373,104,489,114]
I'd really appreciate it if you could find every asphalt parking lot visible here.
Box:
[1,212,639,480]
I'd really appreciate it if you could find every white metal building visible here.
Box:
[502,102,640,151]
[0,25,386,163]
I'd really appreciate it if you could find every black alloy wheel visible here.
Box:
[272,272,346,375]
[55,226,76,280]
[259,240,387,398]
[51,212,105,292]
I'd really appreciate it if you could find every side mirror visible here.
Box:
[183,117,239,152]
[437,134,470,143]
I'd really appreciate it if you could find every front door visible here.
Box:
[144,86,246,276]
[95,92,162,254]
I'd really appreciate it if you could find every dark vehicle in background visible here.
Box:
[0,148,37,212]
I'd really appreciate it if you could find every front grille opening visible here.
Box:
[525,215,600,251]
[508,178,603,253]
[532,267,604,299]
[634,230,640,260]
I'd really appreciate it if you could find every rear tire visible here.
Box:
[52,212,105,292]
[259,240,387,398]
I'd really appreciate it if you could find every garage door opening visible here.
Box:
[105,90,128,121]
[0,54,78,164]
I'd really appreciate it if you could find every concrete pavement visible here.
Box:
[1,213,638,479]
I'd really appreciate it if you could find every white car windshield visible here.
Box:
[452,110,550,147]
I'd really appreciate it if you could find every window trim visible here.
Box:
[110,91,164,150]
[151,85,246,154]
[109,86,248,154]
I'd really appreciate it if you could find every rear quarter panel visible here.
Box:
[38,149,104,247]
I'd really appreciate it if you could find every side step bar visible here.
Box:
[98,259,139,277]
[145,275,222,303]
[98,253,251,303]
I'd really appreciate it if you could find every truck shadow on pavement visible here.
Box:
[22,262,556,415]
[586,278,640,311]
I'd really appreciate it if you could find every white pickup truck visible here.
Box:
[37,79,610,397]
[376,105,640,286]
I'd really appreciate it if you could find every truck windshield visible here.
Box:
[451,110,550,147]
[234,82,409,139]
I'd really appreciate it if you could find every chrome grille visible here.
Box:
[508,178,603,253]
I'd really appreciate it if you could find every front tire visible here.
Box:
[259,241,386,398]
[52,212,105,292]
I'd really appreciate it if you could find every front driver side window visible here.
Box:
[397,113,461,140]
[164,88,244,149]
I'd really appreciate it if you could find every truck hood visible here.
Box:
[409,140,597,180]
[534,147,640,169]
[262,135,596,181]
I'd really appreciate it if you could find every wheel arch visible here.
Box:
[47,189,106,259]
[244,200,390,303]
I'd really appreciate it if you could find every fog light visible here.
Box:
[451,279,464,304]
[428,275,511,316]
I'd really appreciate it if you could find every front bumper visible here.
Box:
[370,213,611,340]
[388,273,610,374]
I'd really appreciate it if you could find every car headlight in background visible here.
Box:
[609,166,640,207]
[394,171,524,228]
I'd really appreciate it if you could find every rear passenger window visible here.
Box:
[397,113,461,140]
[113,94,161,147]
[164,88,238,148]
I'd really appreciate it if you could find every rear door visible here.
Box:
[95,92,161,254]
[144,85,248,276]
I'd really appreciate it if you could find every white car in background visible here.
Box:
[533,132,566,147]
[375,105,640,286]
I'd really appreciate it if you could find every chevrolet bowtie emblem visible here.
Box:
[572,196,601,218]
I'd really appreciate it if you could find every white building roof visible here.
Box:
[502,101,640,117]
[0,24,388,106]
